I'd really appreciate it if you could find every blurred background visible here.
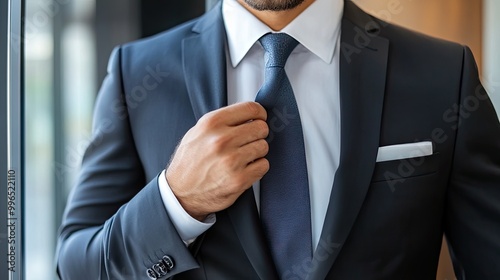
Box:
[24,0,499,279]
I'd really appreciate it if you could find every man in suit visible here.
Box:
[56,0,500,279]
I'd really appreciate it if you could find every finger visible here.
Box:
[244,157,270,181]
[239,139,269,165]
[231,119,269,147]
[220,102,267,126]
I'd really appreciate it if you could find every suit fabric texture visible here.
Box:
[57,1,500,279]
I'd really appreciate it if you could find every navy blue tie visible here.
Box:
[256,33,313,278]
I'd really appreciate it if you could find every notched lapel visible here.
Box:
[308,3,390,279]
[182,3,227,120]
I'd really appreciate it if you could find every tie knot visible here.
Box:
[259,33,299,68]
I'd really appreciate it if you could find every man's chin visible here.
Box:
[242,0,306,11]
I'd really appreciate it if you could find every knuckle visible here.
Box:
[232,174,250,190]
[256,159,270,175]
[256,120,269,137]
[209,134,232,153]
[261,108,267,120]
[221,154,239,170]
[199,111,212,123]
[258,139,269,154]
[199,111,221,128]
[244,102,262,117]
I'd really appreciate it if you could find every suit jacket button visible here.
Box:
[152,263,167,276]
[152,255,174,276]
[162,256,175,271]
[146,268,158,280]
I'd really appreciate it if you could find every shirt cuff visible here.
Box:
[158,170,215,243]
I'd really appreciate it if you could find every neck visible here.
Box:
[237,0,315,31]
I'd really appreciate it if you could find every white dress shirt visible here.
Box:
[159,0,343,250]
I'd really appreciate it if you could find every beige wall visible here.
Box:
[351,0,486,279]
[351,0,500,116]
[352,0,483,72]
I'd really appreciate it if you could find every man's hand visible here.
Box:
[166,102,270,221]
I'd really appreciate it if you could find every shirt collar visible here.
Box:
[222,0,344,67]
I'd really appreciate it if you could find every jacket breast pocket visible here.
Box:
[371,153,440,183]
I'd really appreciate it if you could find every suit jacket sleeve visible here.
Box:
[445,46,500,278]
[56,47,199,279]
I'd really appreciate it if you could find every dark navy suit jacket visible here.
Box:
[57,1,500,279]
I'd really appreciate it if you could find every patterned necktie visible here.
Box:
[256,33,313,278]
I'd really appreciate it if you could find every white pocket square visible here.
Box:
[376,141,433,163]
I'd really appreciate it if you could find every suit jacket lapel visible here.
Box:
[182,2,227,119]
[308,2,390,279]
[182,3,278,279]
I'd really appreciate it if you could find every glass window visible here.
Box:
[24,0,96,279]
[24,0,56,278]
[24,1,203,279]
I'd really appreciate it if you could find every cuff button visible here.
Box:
[147,255,174,279]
